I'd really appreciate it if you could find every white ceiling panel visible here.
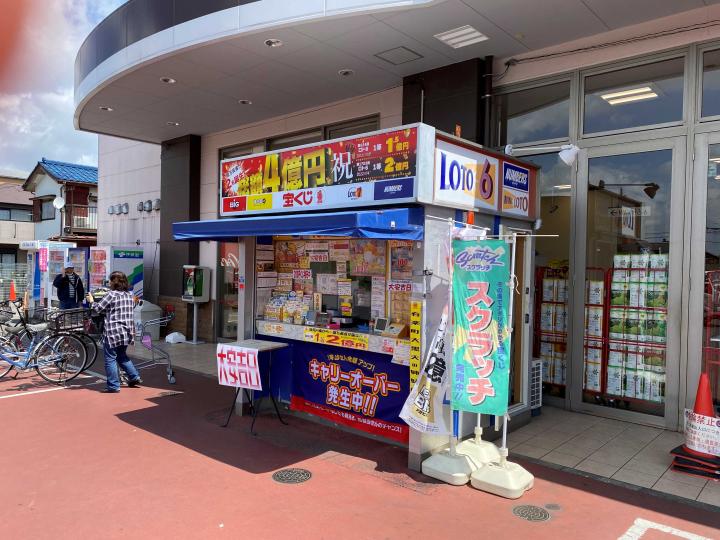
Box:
[463,0,608,49]
[179,42,267,76]
[276,42,401,89]
[228,28,320,60]
[294,14,378,41]
[382,0,528,62]
[582,0,705,29]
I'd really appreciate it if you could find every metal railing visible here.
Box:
[64,205,97,231]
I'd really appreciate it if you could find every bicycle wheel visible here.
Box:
[78,334,99,372]
[0,336,17,379]
[34,334,87,384]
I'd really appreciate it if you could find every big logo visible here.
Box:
[434,141,497,210]
[455,245,506,272]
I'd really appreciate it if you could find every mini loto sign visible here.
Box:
[216,345,262,391]
[683,409,720,457]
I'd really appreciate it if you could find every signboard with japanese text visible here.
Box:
[432,135,538,220]
[683,409,720,457]
[409,300,423,385]
[216,344,262,391]
[220,126,418,216]
[291,345,409,443]
[303,327,369,350]
[401,309,451,434]
[451,239,511,416]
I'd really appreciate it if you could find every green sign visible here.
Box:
[451,239,511,416]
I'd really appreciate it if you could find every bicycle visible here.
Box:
[0,302,87,384]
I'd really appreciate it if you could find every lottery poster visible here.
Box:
[291,343,409,443]
[220,127,418,216]
[349,239,386,276]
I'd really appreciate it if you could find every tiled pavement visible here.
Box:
[125,341,719,507]
[508,406,719,507]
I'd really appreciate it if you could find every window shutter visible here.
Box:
[32,200,41,222]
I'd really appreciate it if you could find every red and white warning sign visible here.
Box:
[216,345,262,391]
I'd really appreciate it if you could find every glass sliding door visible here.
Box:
[689,134,720,417]
[575,139,685,425]
[523,153,574,403]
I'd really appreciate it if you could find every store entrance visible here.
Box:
[572,138,686,428]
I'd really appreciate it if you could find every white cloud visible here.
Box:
[0,1,126,177]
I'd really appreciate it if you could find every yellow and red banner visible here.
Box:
[220,127,418,216]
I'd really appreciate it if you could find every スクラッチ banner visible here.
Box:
[451,239,511,416]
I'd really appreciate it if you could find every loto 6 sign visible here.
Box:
[434,139,497,211]
[216,345,262,390]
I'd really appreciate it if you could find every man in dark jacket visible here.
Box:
[53,260,85,309]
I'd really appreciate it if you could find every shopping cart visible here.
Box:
[134,311,177,384]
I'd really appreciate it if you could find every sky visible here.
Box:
[0,0,126,178]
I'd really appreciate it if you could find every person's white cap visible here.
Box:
[64,259,75,268]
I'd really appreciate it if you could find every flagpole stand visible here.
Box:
[470,416,533,499]
[456,425,501,468]
[421,434,475,486]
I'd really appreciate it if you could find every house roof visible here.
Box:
[37,158,97,185]
[0,182,34,206]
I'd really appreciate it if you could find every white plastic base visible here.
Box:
[422,450,475,486]
[456,439,502,468]
[470,460,534,499]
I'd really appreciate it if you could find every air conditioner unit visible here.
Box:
[530,359,543,414]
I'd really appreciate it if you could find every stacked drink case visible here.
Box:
[539,277,569,385]
[605,253,667,403]
[583,278,604,392]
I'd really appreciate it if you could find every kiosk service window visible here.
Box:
[255,237,414,340]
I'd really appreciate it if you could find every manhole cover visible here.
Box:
[512,505,551,522]
[272,468,312,484]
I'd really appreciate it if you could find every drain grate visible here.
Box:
[545,503,561,511]
[272,468,312,484]
[512,505,551,522]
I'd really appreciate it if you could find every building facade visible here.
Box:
[76,1,720,456]
[0,174,34,264]
[23,159,98,246]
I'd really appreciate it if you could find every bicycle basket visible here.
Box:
[0,302,20,324]
[48,308,88,331]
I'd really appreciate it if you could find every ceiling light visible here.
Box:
[434,25,488,49]
[709,157,720,163]
[99,106,114,112]
[601,86,658,105]
[167,121,181,126]
[554,184,572,190]
[237,99,253,105]
[160,76,177,84]
[338,68,355,78]
[606,92,658,106]
[264,38,283,48]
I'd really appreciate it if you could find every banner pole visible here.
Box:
[499,232,518,465]
[447,218,458,456]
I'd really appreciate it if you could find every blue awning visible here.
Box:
[173,207,424,241]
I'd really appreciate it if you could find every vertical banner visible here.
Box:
[451,239,511,416]
[400,309,451,434]
[409,300,423,385]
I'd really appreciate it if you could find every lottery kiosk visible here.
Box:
[173,123,540,466]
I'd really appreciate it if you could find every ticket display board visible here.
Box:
[220,127,418,216]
